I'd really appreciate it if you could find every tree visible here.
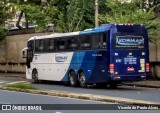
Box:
[8,0,58,31]
[0,0,13,41]
[99,0,160,42]
[56,0,95,32]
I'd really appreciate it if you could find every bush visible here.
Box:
[0,26,6,41]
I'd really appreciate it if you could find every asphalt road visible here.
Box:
[0,76,25,82]
[0,90,159,113]
[0,76,160,103]
[32,81,160,103]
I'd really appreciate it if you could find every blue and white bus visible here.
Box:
[22,24,149,88]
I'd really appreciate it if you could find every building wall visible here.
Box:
[0,33,50,73]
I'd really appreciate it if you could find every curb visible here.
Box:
[0,74,25,79]
[0,86,160,106]
[5,81,28,85]
[122,83,160,88]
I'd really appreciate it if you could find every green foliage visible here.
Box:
[6,83,37,90]
[0,25,6,41]
[99,0,160,42]
[20,4,46,29]
[8,0,58,32]
[57,0,94,32]
[0,0,8,41]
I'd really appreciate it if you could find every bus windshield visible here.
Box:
[113,33,145,49]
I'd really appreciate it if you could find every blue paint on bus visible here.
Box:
[62,24,149,84]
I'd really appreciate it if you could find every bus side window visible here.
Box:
[49,39,55,51]
[80,35,91,49]
[100,33,107,49]
[35,40,39,52]
[39,40,44,52]
[35,40,44,52]
[67,37,78,50]
[92,34,100,49]
[57,39,66,50]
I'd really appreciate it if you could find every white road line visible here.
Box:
[5,81,28,85]
[0,102,11,104]
[55,112,63,113]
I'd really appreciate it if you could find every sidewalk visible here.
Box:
[122,80,160,88]
[0,73,25,78]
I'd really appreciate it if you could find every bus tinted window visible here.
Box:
[80,35,91,49]
[66,37,78,50]
[35,40,44,52]
[91,33,107,49]
[92,34,100,49]
[39,40,44,51]
[35,40,39,52]
[99,33,107,49]
[49,39,55,51]
[28,40,33,50]
[117,25,143,33]
[57,38,66,50]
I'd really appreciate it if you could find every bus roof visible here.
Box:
[28,24,145,41]
[28,31,80,41]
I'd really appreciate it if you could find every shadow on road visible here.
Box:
[32,80,145,91]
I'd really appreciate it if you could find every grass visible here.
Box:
[5,83,37,90]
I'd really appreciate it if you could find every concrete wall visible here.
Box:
[149,41,160,79]
[0,33,50,73]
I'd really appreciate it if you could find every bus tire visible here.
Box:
[32,69,39,83]
[79,72,87,88]
[69,71,78,87]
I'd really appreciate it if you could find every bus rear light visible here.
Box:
[124,23,133,26]
[110,64,114,73]
[146,63,149,72]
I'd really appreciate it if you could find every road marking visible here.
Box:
[0,102,11,104]
[55,112,63,113]
[0,82,7,84]
[5,81,29,85]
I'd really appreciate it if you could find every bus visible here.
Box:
[22,24,149,88]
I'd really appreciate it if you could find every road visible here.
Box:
[0,76,160,103]
[0,90,159,113]
[0,76,25,83]
[32,81,160,103]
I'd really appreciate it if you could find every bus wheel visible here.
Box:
[69,71,77,87]
[79,72,87,88]
[32,69,39,83]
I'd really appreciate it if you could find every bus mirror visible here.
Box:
[21,47,28,58]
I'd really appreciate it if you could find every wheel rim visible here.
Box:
[69,72,75,85]
[70,75,74,85]
[79,73,85,85]
[33,71,38,82]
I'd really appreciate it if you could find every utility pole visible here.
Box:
[95,0,99,27]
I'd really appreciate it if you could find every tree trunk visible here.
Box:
[16,11,24,30]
